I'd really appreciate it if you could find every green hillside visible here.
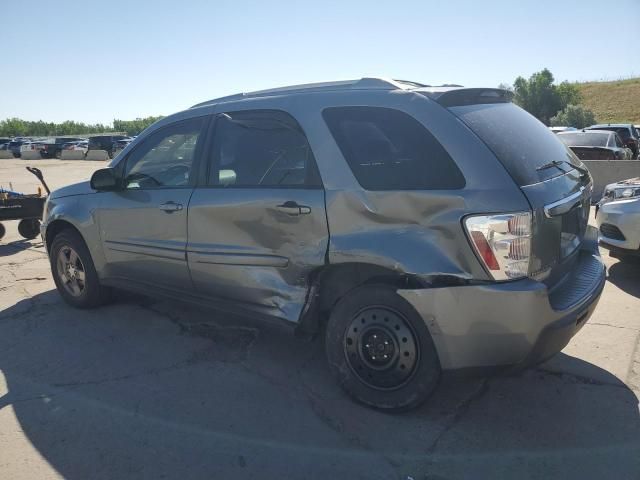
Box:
[575,77,640,124]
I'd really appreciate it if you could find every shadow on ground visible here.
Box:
[0,238,40,257]
[0,290,638,479]
[607,259,640,298]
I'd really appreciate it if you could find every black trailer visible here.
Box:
[0,167,50,241]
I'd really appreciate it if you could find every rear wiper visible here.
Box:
[537,159,589,177]
[536,160,568,173]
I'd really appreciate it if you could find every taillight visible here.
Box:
[464,212,532,280]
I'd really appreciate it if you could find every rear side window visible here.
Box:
[207,110,321,188]
[322,107,465,190]
[450,102,579,186]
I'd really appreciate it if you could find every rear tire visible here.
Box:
[50,229,111,308]
[325,284,441,411]
[0,223,5,240]
[17,218,40,239]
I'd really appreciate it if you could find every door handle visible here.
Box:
[159,201,183,213]
[276,201,311,216]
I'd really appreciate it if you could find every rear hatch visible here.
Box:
[429,91,592,292]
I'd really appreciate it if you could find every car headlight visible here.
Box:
[605,187,640,200]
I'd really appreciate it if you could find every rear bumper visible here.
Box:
[398,226,606,371]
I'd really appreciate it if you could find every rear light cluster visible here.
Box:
[464,212,532,280]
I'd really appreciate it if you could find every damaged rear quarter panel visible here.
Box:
[292,90,531,282]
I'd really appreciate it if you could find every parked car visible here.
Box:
[20,139,47,156]
[62,140,89,155]
[38,137,84,159]
[596,177,640,261]
[549,126,577,134]
[557,130,632,160]
[41,78,605,411]
[0,138,11,148]
[585,124,640,158]
[7,138,32,158]
[111,137,133,157]
[88,135,129,158]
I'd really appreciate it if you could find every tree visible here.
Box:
[550,104,597,129]
[511,68,582,125]
[0,116,164,137]
[113,116,164,136]
[556,81,582,109]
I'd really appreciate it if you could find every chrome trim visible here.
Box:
[544,187,586,218]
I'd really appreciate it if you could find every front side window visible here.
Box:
[123,117,204,189]
[207,110,320,188]
[322,106,465,190]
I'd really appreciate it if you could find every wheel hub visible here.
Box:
[343,307,419,390]
[363,328,396,366]
[56,246,86,297]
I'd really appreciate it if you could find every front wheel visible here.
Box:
[50,230,111,308]
[325,285,441,411]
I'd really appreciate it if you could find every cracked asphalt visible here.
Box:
[1,160,639,479]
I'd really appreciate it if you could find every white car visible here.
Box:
[19,139,47,155]
[549,126,577,134]
[63,140,89,154]
[596,177,640,261]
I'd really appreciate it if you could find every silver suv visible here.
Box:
[41,78,606,411]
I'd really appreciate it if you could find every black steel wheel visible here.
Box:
[326,285,441,411]
[344,306,419,390]
[17,218,40,239]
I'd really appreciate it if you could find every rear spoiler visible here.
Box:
[420,88,513,107]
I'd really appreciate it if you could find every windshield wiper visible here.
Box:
[537,159,589,177]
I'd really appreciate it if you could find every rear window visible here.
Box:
[589,126,631,140]
[322,106,465,190]
[558,132,610,147]
[449,102,578,186]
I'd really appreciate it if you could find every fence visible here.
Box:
[583,160,640,199]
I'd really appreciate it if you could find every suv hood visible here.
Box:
[50,181,94,199]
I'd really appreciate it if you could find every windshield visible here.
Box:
[558,132,610,147]
[449,102,580,186]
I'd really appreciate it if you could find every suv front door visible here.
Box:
[187,110,328,322]
[96,116,207,290]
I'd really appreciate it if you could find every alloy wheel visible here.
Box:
[56,245,86,297]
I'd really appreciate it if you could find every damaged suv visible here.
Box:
[41,78,605,411]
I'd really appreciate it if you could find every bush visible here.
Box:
[550,104,597,129]
[511,68,582,125]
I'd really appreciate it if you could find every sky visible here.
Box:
[2,0,639,125]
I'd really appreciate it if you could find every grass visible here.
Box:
[575,77,640,124]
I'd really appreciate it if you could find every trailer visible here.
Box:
[0,167,50,241]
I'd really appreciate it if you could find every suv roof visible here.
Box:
[588,123,634,129]
[190,77,487,109]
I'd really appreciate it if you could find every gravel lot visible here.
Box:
[1,159,639,479]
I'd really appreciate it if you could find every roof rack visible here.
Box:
[191,77,412,108]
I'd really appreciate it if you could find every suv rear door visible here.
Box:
[187,109,328,322]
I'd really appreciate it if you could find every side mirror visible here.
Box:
[90,168,119,191]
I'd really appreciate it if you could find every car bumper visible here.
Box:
[398,226,606,371]
[596,198,640,252]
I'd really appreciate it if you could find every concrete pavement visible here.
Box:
[0,159,639,479]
